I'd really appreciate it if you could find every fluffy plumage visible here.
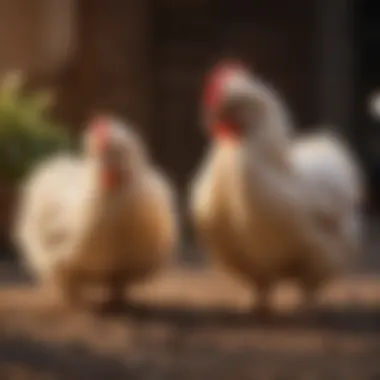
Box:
[14,116,178,309]
[190,63,363,312]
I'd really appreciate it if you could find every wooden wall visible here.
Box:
[54,0,152,136]
[0,0,75,79]
[150,0,317,189]
[55,0,317,186]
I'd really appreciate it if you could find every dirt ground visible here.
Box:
[0,265,379,380]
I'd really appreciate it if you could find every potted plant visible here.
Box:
[0,71,74,251]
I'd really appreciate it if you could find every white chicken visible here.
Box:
[190,62,363,313]
[14,115,178,310]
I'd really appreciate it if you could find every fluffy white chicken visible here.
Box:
[14,115,178,310]
[190,62,363,313]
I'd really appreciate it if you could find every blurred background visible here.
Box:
[0,0,380,379]
[1,0,380,244]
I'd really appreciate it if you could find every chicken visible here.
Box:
[13,115,178,310]
[189,62,363,313]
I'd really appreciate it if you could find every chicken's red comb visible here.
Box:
[88,115,110,150]
[203,60,247,110]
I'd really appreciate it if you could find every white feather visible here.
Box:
[190,69,364,307]
[14,118,178,304]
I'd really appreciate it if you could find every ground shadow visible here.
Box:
[116,300,380,334]
[0,335,134,380]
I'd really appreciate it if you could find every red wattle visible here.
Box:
[211,122,239,143]
[202,60,247,142]
[101,170,119,190]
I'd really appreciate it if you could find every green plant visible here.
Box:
[0,72,74,183]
